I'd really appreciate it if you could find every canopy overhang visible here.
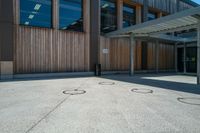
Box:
[106,6,200,39]
[134,34,197,43]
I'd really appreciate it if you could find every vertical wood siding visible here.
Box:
[147,42,175,71]
[135,41,142,70]
[14,26,90,74]
[100,36,130,71]
[148,0,177,13]
[100,36,175,71]
[147,42,156,70]
[158,43,175,70]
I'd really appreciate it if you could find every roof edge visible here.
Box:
[181,0,199,7]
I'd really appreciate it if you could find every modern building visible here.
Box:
[0,0,199,80]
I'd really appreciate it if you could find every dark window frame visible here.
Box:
[100,0,117,34]
[19,0,53,29]
[122,3,136,28]
[147,10,158,21]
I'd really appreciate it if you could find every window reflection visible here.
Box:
[123,4,136,28]
[148,11,157,21]
[59,0,83,32]
[20,0,52,28]
[101,0,117,34]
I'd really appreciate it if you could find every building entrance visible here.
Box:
[178,47,197,73]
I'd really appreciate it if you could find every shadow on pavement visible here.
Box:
[0,75,93,83]
[102,74,200,95]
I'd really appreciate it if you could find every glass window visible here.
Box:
[148,11,157,21]
[20,0,52,28]
[123,4,136,28]
[101,0,117,34]
[59,0,83,32]
[162,14,168,17]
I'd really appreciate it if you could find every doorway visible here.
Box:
[177,47,197,73]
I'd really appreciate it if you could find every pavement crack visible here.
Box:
[25,78,89,133]
[25,95,71,133]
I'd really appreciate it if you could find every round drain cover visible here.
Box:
[131,88,153,94]
[177,97,200,106]
[99,82,115,85]
[63,89,86,95]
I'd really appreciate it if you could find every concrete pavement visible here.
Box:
[0,74,200,133]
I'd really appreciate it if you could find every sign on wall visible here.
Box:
[103,49,109,54]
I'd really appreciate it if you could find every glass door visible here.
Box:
[178,48,184,72]
[186,47,197,73]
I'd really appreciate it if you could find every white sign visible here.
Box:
[103,49,109,54]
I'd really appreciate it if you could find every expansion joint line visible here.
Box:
[25,78,89,133]
[25,95,70,133]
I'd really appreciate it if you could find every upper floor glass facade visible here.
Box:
[20,0,178,33]
[20,0,52,28]
[123,4,136,28]
[59,0,83,32]
[101,0,117,34]
[148,11,157,21]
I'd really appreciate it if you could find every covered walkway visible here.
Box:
[106,6,200,85]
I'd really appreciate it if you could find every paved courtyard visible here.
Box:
[0,74,200,133]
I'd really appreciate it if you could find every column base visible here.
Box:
[197,76,200,85]
[0,61,13,80]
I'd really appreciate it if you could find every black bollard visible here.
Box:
[95,64,101,76]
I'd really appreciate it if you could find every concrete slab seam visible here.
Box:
[25,78,89,133]
[25,95,71,133]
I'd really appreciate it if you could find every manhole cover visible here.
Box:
[99,82,115,85]
[177,97,200,106]
[63,89,86,95]
[131,88,153,94]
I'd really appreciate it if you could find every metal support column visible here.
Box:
[197,21,200,85]
[155,41,159,73]
[176,0,180,12]
[175,43,178,73]
[130,33,135,76]
[183,42,187,74]
[117,0,123,30]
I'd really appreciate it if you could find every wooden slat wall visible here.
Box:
[147,42,175,71]
[14,26,90,74]
[100,36,130,71]
[147,42,156,70]
[14,28,175,74]
[135,41,142,70]
[100,36,175,72]
[148,0,177,13]
[100,36,143,71]
[158,43,175,70]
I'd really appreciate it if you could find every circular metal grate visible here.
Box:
[63,89,86,95]
[99,82,115,85]
[177,97,200,106]
[131,88,153,94]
